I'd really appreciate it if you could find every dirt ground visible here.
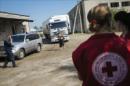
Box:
[0,34,92,86]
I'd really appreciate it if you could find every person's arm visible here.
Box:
[9,36,13,44]
[72,44,86,81]
[8,36,13,47]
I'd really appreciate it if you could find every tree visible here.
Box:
[39,26,43,31]
[33,26,43,32]
[33,26,39,31]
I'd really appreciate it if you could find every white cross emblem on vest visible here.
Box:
[92,52,128,86]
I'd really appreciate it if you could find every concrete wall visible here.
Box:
[0,22,12,41]
[0,12,31,42]
[22,21,30,32]
[0,21,26,42]
[68,1,98,33]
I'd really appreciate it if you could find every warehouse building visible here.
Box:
[0,11,33,42]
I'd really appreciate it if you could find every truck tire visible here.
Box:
[17,49,25,59]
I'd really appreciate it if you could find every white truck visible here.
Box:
[43,15,71,42]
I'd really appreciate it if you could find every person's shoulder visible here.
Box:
[113,34,126,45]
[114,34,125,41]
[78,36,93,48]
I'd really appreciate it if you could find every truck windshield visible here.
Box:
[50,22,66,29]
[12,35,25,42]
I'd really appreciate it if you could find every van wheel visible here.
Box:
[36,44,41,52]
[18,49,25,59]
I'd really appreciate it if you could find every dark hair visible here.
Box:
[87,5,112,31]
[114,11,130,30]
[128,13,130,29]
[114,11,127,24]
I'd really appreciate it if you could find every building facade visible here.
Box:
[0,11,33,42]
[68,0,130,33]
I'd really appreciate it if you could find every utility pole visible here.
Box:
[72,2,79,34]
[72,0,83,34]
[79,1,83,34]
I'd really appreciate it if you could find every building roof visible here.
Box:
[0,11,33,22]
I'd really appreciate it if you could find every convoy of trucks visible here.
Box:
[43,15,71,42]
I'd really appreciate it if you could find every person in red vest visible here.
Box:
[72,4,130,86]
[114,11,130,52]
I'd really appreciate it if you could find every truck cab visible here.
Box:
[47,15,70,42]
[49,21,69,42]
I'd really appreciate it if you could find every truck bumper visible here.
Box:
[64,36,70,41]
[51,36,70,42]
[51,38,59,42]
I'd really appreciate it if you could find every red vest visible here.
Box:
[121,32,130,52]
[72,33,130,86]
